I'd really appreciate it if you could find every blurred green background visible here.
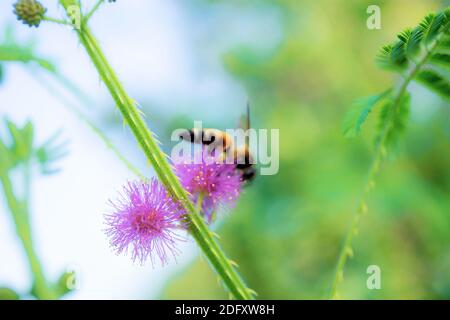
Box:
[162,0,450,299]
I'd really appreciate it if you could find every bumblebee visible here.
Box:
[179,104,256,183]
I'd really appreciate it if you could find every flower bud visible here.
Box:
[13,0,47,28]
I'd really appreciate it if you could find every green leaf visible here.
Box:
[0,120,68,174]
[6,119,34,165]
[429,53,450,69]
[34,129,68,175]
[415,70,450,100]
[437,35,450,51]
[376,93,411,149]
[424,11,448,44]
[376,41,408,71]
[420,13,436,43]
[342,90,391,138]
[376,37,410,71]
[376,44,394,69]
[378,8,450,71]
[406,26,424,58]
[391,38,408,68]
[0,32,58,72]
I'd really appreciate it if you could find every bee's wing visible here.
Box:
[238,100,251,130]
[237,100,251,147]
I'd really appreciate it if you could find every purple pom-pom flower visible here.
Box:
[174,147,243,222]
[105,179,186,266]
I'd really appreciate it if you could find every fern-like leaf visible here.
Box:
[376,44,394,69]
[376,40,408,70]
[342,90,391,138]
[406,26,425,58]
[420,13,436,43]
[391,35,408,67]
[429,53,450,69]
[375,93,411,149]
[437,36,450,51]
[377,8,450,70]
[415,70,450,100]
[423,11,448,44]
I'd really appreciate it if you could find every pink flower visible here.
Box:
[174,147,243,222]
[105,179,185,266]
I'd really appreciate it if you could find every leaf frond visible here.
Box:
[415,70,450,100]
[342,90,391,138]
[375,93,411,149]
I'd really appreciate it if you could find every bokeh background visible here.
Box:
[1,0,449,299]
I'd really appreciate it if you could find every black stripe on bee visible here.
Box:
[236,162,252,170]
[240,167,256,182]
[234,148,253,169]
[202,131,216,145]
[179,129,215,145]
[179,128,231,152]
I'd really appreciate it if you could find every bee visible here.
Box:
[178,103,256,183]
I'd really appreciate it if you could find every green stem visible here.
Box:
[46,68,93,108]
[84,0,104,23]
[27,68,145,180]
[0,168,56,299]
[196,193,205,212]
[0,46,91,109]
[0,43,142,179]
[329,37,441,299]
[43,16,70,26]
[58,0,253,300]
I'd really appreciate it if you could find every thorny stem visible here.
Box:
[329,36,443,299]
[0,167,56,299]
[196,193,205,213]
[58,0,254,300]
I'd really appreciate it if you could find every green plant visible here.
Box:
[0,119,73,299]
[0,26,143,179]
[332,7,450,299]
